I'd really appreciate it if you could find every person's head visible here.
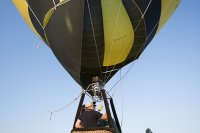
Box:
[85,102,95,110]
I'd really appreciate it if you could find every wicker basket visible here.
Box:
[71,127,116,133]
[71,130,113,133]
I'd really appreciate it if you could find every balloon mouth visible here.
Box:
[91,76,103,102]
[83,76,104,102]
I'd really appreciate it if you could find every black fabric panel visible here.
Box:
[143,0,161,48]
[131,0,161,51]
[122,0,146,63]
[80,0,104,89]
[54,0,60,4]
[26,0,55,24]
[28,8,47,43]
[45,0,85,85]
[133,0,151,13]
[27,0,61,43]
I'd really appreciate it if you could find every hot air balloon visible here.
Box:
[12,0,181,133]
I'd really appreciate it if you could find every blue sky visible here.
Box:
[1,1,200,133]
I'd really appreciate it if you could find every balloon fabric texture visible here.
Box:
[12,0,181,92]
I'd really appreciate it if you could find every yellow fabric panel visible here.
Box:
[157,0,181,32]
[102,0,134,66]
[43,8,54,28]
[12,0,42,40]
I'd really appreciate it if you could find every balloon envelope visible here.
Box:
[13,0,181,90]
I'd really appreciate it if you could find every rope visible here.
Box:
[56,0,71,7]
[111,69,122,97]
[31,68,83,120]
[120,70,124,128]
[25,1,53,48]
[109,70,124,128]
[34,84,93,120]
[52,0,57,10]
[86,0,103,80]
[49,90,83,120]
[143,0,153,17]
[26,2,44,29]
[37,84,93,120]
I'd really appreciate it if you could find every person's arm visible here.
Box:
[75,119,83,128]
[100,113,107,120]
